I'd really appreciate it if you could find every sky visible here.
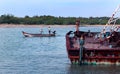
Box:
[0,0,120,17]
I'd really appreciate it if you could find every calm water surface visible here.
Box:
[0,27,120,74]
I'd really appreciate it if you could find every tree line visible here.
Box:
[0,14,120,25]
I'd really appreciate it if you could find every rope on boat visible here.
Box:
[99,5,120,42]
[103,4,120,32]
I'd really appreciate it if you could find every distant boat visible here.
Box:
[22,31,56,37]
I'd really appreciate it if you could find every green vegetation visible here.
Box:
[0,14,120,25]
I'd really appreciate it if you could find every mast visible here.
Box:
[75,20,80,37]
[76,20,80,32]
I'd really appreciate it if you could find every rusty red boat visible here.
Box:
[66,5,120,65]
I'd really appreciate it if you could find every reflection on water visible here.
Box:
[0,27,120,74]
[67,64,120,74]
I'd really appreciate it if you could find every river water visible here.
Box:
[0,26,120,74]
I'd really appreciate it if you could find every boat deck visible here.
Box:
[69,36,120,50]
[84,37,120,50]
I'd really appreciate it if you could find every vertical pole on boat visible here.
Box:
[76,20,80,33]
[79,36,85,64]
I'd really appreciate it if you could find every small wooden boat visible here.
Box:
[22,31,56,37]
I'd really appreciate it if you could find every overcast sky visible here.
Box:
[0,0,120,17]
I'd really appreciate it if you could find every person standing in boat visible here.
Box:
[48,26,51,34]
[40,28,43,34]
[88,30,93,37]
[101,29,106,38]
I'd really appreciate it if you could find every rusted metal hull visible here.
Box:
[66,31,120,65]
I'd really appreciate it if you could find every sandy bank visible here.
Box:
[0,24,119,28]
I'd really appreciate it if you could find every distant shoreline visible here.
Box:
[0,24,119,28]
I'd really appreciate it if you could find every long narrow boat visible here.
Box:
[22,31,56,37]
[66,5,120,65]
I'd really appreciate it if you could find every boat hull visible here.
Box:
[22,31,55,37]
